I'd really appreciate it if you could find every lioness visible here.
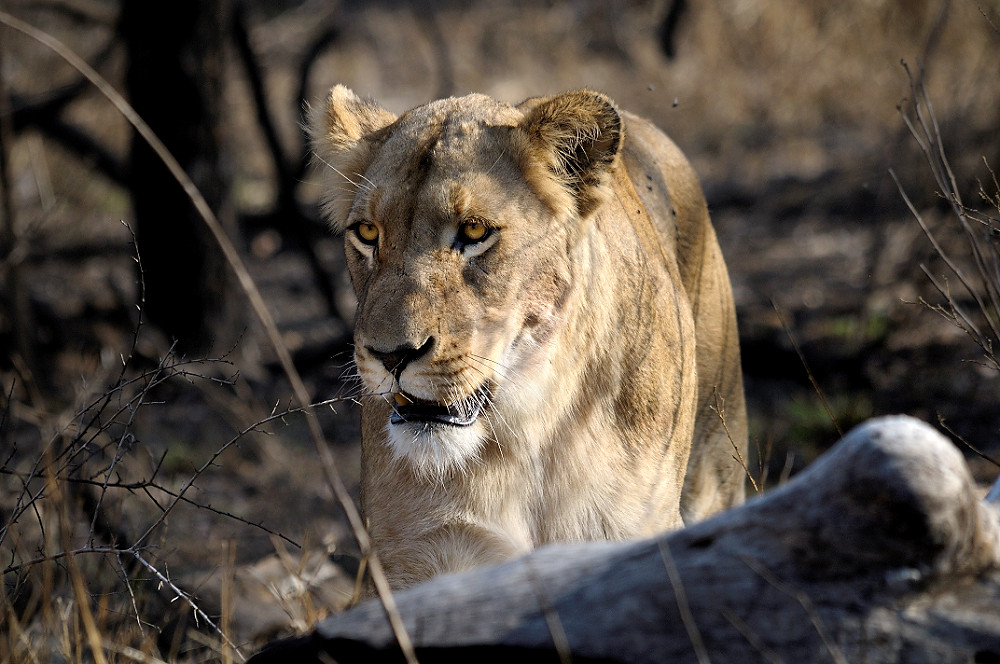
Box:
[310,87,747,589]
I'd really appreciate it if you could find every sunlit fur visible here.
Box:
[309,86,748,589]
[386,420,486,477]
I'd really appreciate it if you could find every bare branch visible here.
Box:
[130,551,246,661]
[895,60,1000,374]
[711,389,759,494]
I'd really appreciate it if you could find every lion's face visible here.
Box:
[345,111,574,471]
[311,88,622,474]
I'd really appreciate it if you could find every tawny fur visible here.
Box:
[308,87,748,589]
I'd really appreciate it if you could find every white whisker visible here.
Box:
[312,152,363,190]
[484,148,507,177]
[355,170,378,192]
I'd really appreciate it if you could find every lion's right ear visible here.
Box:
[307,85,396,230]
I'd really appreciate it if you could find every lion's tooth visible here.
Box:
[394,393,412,406]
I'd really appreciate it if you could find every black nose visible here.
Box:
[367,337,434,379]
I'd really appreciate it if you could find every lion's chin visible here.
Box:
[385,420,486,476]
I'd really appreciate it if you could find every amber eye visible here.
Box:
[352,222,379,245]
[458,219,490,244]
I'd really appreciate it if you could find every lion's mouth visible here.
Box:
[389,388,488,427]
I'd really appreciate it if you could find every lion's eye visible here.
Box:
[458,219,490,244]
[352,222,380,246]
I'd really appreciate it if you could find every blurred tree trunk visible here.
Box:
[0,36,33,378]
[658,0,688,59]
[119,0,239,353]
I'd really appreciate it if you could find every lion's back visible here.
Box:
[620,111,748,522]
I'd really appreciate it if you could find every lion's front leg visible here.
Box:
[374,522,528,590]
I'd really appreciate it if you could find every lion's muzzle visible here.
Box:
[389,387,488,428]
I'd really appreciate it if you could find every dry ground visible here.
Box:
[3,0,1000,660]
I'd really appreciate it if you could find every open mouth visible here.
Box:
[389,388,488,427]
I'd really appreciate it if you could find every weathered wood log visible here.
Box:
[249,416,1000,663]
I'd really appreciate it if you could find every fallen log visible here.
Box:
[248,415,1000,663]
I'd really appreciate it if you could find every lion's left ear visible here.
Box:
[517,90,623,217]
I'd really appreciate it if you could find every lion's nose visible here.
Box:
[367,337,434,379]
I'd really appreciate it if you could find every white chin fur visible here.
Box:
[387,420,485,476]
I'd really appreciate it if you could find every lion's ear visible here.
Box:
[308,85,396,230]
[310,85,396,150]
[518,90,623,217]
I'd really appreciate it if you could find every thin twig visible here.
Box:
[130,551,245,661]
[114,548,145,637]
[936,414,1000,469]
[101,642,170,664]
[130,403,314,549]
[891,166,989,349]
[1,395,364,558]
[4,539,246,662]
[903,62,1000,344]
[741,556,848,664]
[657,540,711,664]
[4,545,131,576]
[522,558,573,664]
[895,60,1000,373]
[979,4,1000,33]
[771,301,843,438]
[720,607,785,664]
[51,454,109,664]
[711,389,759,494]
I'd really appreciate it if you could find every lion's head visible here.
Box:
[310,87,624,475]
